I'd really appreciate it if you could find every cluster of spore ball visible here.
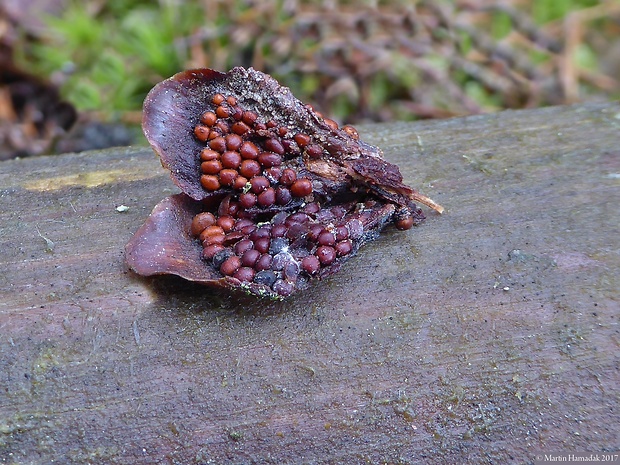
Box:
[189,93,363,296]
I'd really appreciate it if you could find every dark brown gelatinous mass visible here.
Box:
[126,67,443,299]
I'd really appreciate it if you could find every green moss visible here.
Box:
[14,0,616,122]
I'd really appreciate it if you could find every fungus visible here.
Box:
[126,67,443,299]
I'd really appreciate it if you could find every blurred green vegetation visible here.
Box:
[18,1,203,112]
[15,0,619,123]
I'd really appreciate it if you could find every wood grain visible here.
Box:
[1,102,619,464]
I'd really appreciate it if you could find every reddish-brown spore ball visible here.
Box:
[305,144,322,159]
[226,95,237,106]
[190,212,216,236]
[316,246,336,265]
[301,255,321,274]
[290,178,313,197]
[242,110,258,126]
[250,176,270,194]
[234,238,254,255]
[239,141,259,159]
[201,160,222,175]
[239,192,257,209]
[265,138,285,155]
[324,118,339,130]
[258,188,276,207]
[280,168,297,186]
[335,239,353,256]
[250,226,271,241]
[255,253,273,271]
[200,111,217,126]
[209,136,227,152]
[294,133,311,147]
[234,218,254,231]
[212,93,225,105]
[199,225,225,241]
[253,237,270,254]
[258,152,282,168]
[233,175,249,190]
[200,148,219,161]
[231,121,250,135]
[216,105,230,119]
[225,134,243,151]
[219,169,238,186]
[342,125,359,139]
[318,231,336,246]
[220,255,241,276]
[241,248,260,267]
[335,225,349,241]
[203,233,225,246]
[194,125,210,142]
[240,223,256,235]
[239,159,261,179]
[221,151,242,169]
[207,129,221,140]
[202,244,225,259]
[395,215,415,230]
[234,267,255,282]
[216,215,235,232]
[200,175,220,191]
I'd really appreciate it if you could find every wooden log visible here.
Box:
[1,102,618,464]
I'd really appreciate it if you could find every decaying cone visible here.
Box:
[126,67,442,299]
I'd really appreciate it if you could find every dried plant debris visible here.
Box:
[126,67,442,299]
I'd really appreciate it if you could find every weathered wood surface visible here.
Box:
[1,102,619,464]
